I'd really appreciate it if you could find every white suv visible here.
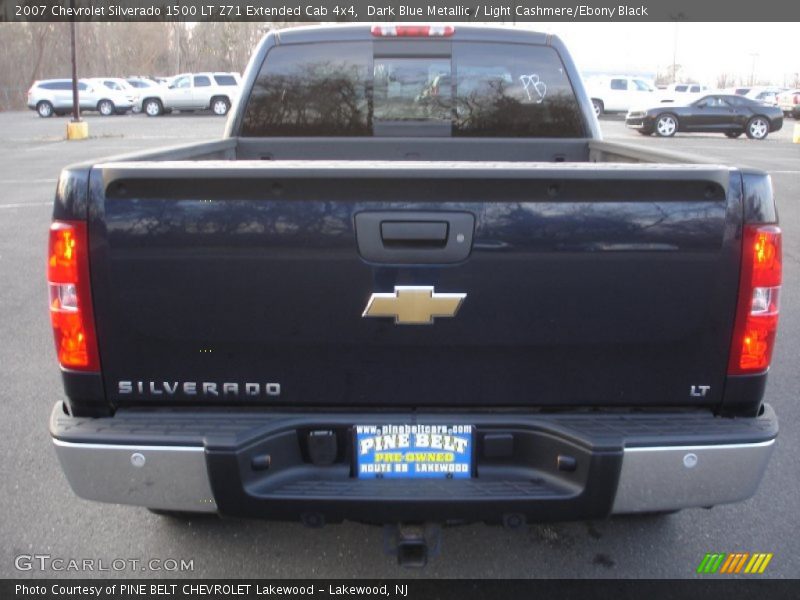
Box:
[139,72,241,117]
[27,78,135,118]
[657,83,710,104]
[585,75,656,116]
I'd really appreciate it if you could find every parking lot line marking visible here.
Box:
[0,202,52,209]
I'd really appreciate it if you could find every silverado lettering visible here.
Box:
[117,381,281,398]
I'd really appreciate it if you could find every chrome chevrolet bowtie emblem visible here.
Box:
[362,286,466,325]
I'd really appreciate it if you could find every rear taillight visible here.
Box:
[48,221,100,371]
[371,25,455,37]
[793,95,799,105]
[728,225,782,375]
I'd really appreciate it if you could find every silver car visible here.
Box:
[138,72,241,116]
[125,77,164,113]
[89,78,139,111]
[27,78,135,118]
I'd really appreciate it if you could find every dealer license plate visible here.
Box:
[355,424,473,479]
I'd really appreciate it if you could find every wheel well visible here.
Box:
[37,100,53,107]
[142,96,162,105]
[97,98,114,107]
[210,95,230,105]
[591,98,603,106]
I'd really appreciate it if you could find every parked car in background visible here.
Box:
[744,87,785,106]
[27,78,135,117]
[139,72,241,116]
[126,77,164,113]
[657,83,710,104]
[88,78,139,113]
[93,77,135,93]
[126,77,163,90]
[585,75,655,116]
[626,93,783,139]
[126,76,164,87]
[777,89,800,116]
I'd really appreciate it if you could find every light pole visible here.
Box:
[668,14,687,84]
[70,17,79,122]
[749,53,759,87]
[672,22,679,83]
[66,0,88,139]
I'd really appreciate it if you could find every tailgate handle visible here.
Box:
[355,211,475,264]
[381,221,448,247]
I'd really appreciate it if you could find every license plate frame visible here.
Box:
[354,424,473,479]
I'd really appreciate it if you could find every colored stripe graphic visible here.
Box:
[696,554,713,573]
[720,553,750,573]
[744,553,774,574]
[699,552,773,574]
[720,553,737,573]
[697,553,726,574]
[734,553,750,573]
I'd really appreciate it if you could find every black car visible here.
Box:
[626,94,784,139]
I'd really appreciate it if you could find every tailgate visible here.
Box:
[88,161,741,409]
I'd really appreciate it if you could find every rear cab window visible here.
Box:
[241,40,585,138]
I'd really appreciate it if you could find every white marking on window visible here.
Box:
[519,74,547,104]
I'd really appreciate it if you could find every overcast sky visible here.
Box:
[513,22,798,86]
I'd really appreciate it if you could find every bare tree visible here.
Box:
[716,73,735,89]
[27,23,55,86]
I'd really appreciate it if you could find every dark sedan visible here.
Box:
[626,94,783,139]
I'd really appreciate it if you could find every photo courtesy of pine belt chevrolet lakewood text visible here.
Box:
[47,24,781,567]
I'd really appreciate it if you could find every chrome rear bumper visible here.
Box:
[611,440,775,514]
[53,439,217,513]
[51,403,777,518]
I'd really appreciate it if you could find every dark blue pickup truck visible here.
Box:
[47,24,781,565]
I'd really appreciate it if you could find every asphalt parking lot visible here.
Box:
[1,110,798,579]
